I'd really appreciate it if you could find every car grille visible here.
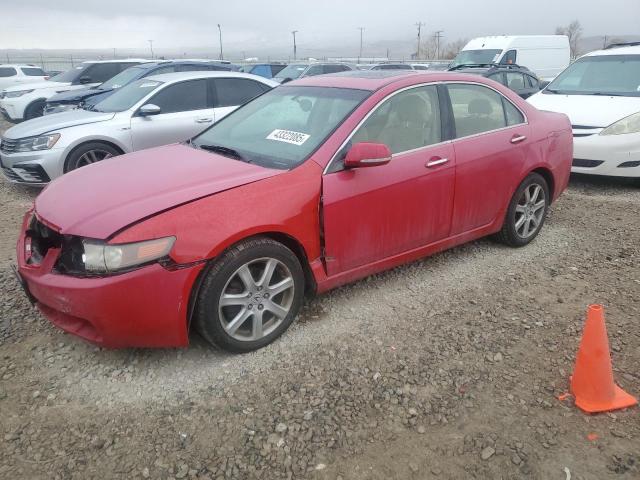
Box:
[0,137,18,154]
[572,159,604,168]
[1,163,50,183]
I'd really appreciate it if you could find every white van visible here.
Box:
[450,35,570,80]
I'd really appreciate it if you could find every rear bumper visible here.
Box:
[16,214,205,348]
[572,132,640,178]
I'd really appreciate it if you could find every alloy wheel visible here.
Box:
[514,183,546,239]
[218,257,295,341]
[76,149,113,168]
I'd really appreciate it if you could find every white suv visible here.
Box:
[0,59,147,122]
[528,44,640,178]
[0,65,48,91]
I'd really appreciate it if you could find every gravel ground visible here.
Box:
[1,116,639,479]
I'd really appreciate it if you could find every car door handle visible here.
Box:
[195,118,213,123]
[426,157,449,168]
[510,134,527,144]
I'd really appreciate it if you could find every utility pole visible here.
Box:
[357,27,365,62]
[291,30,298,60]
[603,35,608,48]
[415,22,425,59]
[434,30,444,59]
[218,24,223,60]
[113,48,116,58]
[147,40,154,59]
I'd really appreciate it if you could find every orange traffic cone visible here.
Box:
[570,304,637,413]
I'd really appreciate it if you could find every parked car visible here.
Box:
[273,63,353,83]
[14,70,572,352]
[0,72,276,184]
[450,35,570,80]
[369,63,414,70]
[0,65,48,91]
[528,43,640,178]
[449,64,541,98]
[0,59,147,121]
[44,60,235,115]
[241,63,287,79]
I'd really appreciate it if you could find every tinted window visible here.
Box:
[304,65,324,76]
[412,65,429,70]
[503,99,525,126]
[0,67,17,77]
[487,73,506,85]
[21,67,46,76]
[214,78,269,107]
[271,65,286,76]
[49,64,90,83]
[83,63,122,83]
[451,49,502,68]
[448,84,507,137]
[150,65,178,75]
[501,50,517,65]
[323,65,350,74]
[100,66,145,89]
[250,65,272,77]
[178,64,214,72]
[505,72,525,90]
[273,64,307,81]
[375,64,413,70]
[351,85,441,154]
[525,75,538,88]
[148,79,209,113]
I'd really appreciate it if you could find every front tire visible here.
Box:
[194,237,305,353]
[64,142,120,172]
[495,172,549,247]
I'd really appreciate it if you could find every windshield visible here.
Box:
[49,64,91,83]
[450,49,502,67]
[274,64,307,80]
[191,86,370,169]
[99,66,145,90]
[92,79,162,112]
[545,55,640,97]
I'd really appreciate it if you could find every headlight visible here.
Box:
[4,89,34,98]
[44,103,77,115]
[13,134,61,152]
[81,237,175,273]
[600,112,640,136]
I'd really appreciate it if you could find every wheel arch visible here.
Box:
[530,166,555,201]
[24,97,48,118]
[63,139,126,173]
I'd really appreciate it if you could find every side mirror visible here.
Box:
[139,104,161,116]
[79,75,92,84]
[280,77,292,84]
[344,142,392,168]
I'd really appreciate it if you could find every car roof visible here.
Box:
[0,64,46,69]
[134,60,228,70]
[144,71,277,84]
[285,70,461,90]
[583,45,640,57]
[80,59,149,64]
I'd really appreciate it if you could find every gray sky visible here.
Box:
[2,0,639,56]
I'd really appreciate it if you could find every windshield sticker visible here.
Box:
[266,129,310,146]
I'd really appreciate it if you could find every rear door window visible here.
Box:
[213,78,270,107]
[304,65,324,77]
[21,67,46,76]
[147,79,209,113]
[447,83,508,137]
[505,72,526,91]
[487,72,506,85]
[0,67,17,77]
[323,65,350,74]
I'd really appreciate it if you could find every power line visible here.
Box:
[415,22,425,59]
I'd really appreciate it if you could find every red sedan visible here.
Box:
[16,71,572,352]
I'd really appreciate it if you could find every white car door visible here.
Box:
[211,77,272,122]
[130,78,214,151]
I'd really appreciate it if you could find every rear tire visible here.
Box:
[24,100,46,120]
[64,142,121,172]
[194,237,305,353]
[495,172,549,247]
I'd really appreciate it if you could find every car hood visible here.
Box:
[528,92,640,127]
[3,110,116,138]
[3,80,70,92]
[48,87,109,103]
[35,144,283,239]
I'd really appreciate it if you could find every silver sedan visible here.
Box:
[0,71,277,184]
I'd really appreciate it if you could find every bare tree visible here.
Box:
[441,38,468,60]
[555,20,583,58]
